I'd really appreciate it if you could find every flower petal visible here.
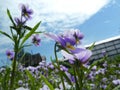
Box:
[75,49,92,63]
[61,50,74,61]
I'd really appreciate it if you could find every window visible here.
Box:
[106,46,115,51]
[114,39,120,44]
[115,44,120,49]
[105,41,114,47]
[108,50,117,56]
[95,44,105,49]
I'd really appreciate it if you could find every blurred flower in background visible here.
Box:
[32,34,41,46]
[6,50,14,60]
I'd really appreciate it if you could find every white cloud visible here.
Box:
[0,0,112,32]
[0,0,112,60]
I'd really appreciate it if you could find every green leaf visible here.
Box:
[0,30,13,41]
[113,85,120,90]
[61,71,73,86]
[23,25,43,34]
[34,31,43,34]
[7,9,16,26]
[25,70,35,81]
[25,70,35,88]
[23,26,32,30]
[20,21,41,47]
[19,44,32,49]
[41,75,54,90]
[87,42,95,50]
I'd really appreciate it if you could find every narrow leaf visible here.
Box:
[7,9,16,26]
[23,26,32,30]
[25,70,35,81]
[88,42,95,50]
[0,30,13,41]
[20,21,41,47]
[61,71,73,86]
[41,75,54,90]
[25,70,35,87]
[23,26,43,34]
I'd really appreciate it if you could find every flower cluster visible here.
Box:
[13,4,33,36]
[0,4,41,90]
[1,3,120,90]
[45,29,92,64]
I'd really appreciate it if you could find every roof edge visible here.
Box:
[85,35,120,47]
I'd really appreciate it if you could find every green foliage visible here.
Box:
[20,21,41,47]
[41,75,54,90]
[0,30,13,41]
[0,4,120,90]
[7,9,15,26]
[113,85,120,90]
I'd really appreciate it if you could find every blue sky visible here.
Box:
[0,0,120,66]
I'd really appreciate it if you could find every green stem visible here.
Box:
[75,61,83,90]
[54,43,66,90]
[73,65,80,90]
[9,52,17,90]
[80,67,83,90]
[10,41,19,90]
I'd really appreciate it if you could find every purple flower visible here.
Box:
[87,73,94,80]
[101,50,106,57]
[45,31,79,50]
[91,66,97,71]
[68,59,74,64]
[21,4,33,19]
[63,29,84,44]
[65,72,75,83]
[45,30,92,64]
[47,63,54,69]
[32,34,41,46]
[18,80,23,86]
[100,85,107,89]
[102,78,107,82]
[73,29,84,40]
[112,79,120,85]
[71,76,75,83]
[45,33,68,48]
[96,68,106,75]
[14,18,22,25]
[40,85,49,90]
[103,61,107,67]
[61,48,92,64]
[74,49,92,64]
[14,17,27,27]
[26,66,36,73]
[60,65,68,72]
[6,50,14,60]
[90,84,95,87]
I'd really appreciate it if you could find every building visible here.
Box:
[21,53,43,67]
[85,35,120,62]
[18,49,46,67]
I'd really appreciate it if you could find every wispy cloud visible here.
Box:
[0,0,112,61]
[0,0,112,32]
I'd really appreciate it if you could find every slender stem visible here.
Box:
[10,40,19,90]
[73,65,80,90]
[75,61,83,90]
[80,67,83,90]
[54,43,66,90]
[9,51,17,90]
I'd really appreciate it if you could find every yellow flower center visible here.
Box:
[66,43,75,50]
